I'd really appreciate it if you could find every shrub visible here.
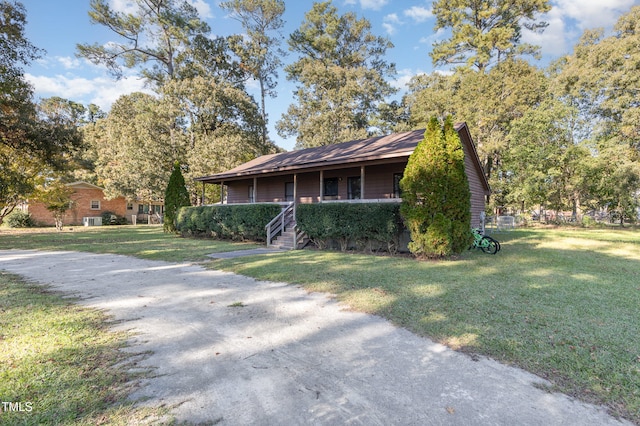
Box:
[5,210,34,228]
[296,203,404,253]
[164,162,191,233]
[400,116,472,258]
[101,211,127,225]
[176,204,282,241]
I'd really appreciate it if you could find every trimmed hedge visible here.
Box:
[176,204,282,241]
[296,203,404,253]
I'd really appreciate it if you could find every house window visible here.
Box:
[90,200,100,210]
[347,177,361,200]
[285,182,294,202]
[393,173,403,198]
[249,185,254,203]
[126,202,133,210]
[323,177,339,198]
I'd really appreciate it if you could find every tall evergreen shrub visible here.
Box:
[400,116,472,257]
[164,162,191,233]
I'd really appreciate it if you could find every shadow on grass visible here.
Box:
[0,273,163,425]
[0,226,261,262]
[211,229,640,422]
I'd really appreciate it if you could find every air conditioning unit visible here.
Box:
[83,216,103,226]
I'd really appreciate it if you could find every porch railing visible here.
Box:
[319,198,402,204]
[266,202,296,248]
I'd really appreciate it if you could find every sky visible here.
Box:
[19,0,640,151]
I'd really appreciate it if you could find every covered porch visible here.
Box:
[196,161,407,207]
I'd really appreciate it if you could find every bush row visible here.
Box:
[176,204,282,241]
[296,203,405,253]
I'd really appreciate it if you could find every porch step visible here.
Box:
[270,227,309,250]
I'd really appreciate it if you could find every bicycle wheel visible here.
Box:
[480,236,499,254]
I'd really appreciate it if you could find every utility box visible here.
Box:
[83,216,103,226]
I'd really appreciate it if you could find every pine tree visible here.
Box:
[164,162,191,233]
[400,116,472,257]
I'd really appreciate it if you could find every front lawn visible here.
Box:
[1,226,639,423]
[210,228,640,423]
[0,225,260,262]
[0,272,166,424]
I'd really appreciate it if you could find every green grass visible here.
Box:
[209,228,640,423]
[2,226,639,423]
[0,272,167,425]
[0,225,261,262]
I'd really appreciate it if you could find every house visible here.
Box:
[195,123,491,238]
[26,181,164,226]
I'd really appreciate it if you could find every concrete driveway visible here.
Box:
[0,250,630,425]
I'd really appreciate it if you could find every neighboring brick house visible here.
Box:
[27,182,164,226]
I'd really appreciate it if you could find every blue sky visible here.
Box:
[20,0,639,151]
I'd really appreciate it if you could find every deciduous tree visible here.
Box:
[405,59,547,211]
[552,6,640,150]
[503,99,590,219]
[34,182,74,231]
[84,92,184,202]
[1,1,81,224]
[550,6,640,222]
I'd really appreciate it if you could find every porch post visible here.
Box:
[253,177,257,203]
[360,165,365,200]
[220,181,224,204]
[319,170,324,202]
[293,173,298,216]
[201,181,205,205]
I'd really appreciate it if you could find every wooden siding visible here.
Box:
[465,154,487,227]
[225,158,487,222]
[226,162,409,204]
[226,158,487,226]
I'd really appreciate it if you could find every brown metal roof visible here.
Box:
[195,123,490,193]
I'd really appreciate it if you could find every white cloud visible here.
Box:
[383,13,403,35]
[359,0,388,10]
[344,0,387,10]
[382,22,396,35]
[552,0,636,30]
[521,7,569,58]
[189,0,213,19]
[110,0,212,18]
[25,73,151,112]
[109,0,137,14]
[403,6,432,23]
[419,28,446,44]
[385,13,402,24]
[521,0,636,61]
[56,56,81,70]
[391,68,425,90]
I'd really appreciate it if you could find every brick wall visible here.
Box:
[28,188,128,226]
